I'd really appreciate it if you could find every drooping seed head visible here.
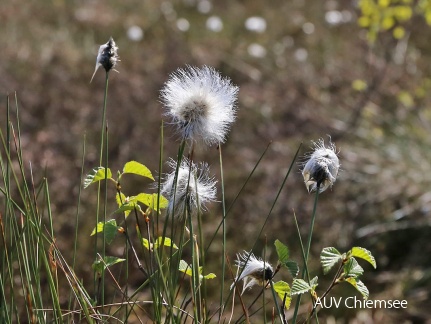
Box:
[302,139,340,193]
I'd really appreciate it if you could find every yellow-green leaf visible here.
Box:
[84,167,113,188]
[273,280,291,309]
[345,278,370,300]
[203,273,217,280]
[136,193,168,213]
[123,161,154,180]
[179,260,193,277]
[90,219,118,245]
[350,247,377,269]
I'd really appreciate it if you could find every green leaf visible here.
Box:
[92,256,125,275]
[272,281,291,309]
[84,167,113,188]
[142,237,179,250]
[284,260,299,277]
[123,161,154,180]
[321,247,342,274]
[114,196,141,216]
[116,192,127,207]
[136,193,168,213]
[350,247,377,269]
[179,260,193,277]
[90,219,119,245]
[309,276,319,290]
[155,237,178,249]
[345,278,369,300]
[291,279,311,296]
[203,273,217,280]
[344,258,364,278]
[142,238,151,250]
[274,239,289,263]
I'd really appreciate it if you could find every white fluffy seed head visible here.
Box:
[302,139,340,193]
[160,65,239,146]
[160,158,217,218]
[231,251,273,294]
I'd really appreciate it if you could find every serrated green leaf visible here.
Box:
[123,161,154,180]
[345,278,369,300]
[272,281,291,309]
[344,258,364,278]
[179,260,192,277]
[90,219,118,245]
[136,193,168,213]
[84,167,113,188]
[92,256,126,275]
[203,273,217,279]
[291,279,311,296]
[321,247,342,274]
[285,260,299,277]
[274,239,289,263]
[116,193,132,216]
[309,276,319,290]
[350,247,377,269]
[142,238,151,250]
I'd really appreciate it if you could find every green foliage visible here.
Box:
[90,219,119,244]
[122,161,154,180]
[320,247,343,274]
[275,239,299,277]
[349,247,377,269]
[83,167,113,188]
[273,281,292,309]
[142,237,178,251]
[291,279,311,296]
[345,278,370,300]
[358,0,431,42]
[343,258,364,278]
[274,239,289,263]
[319,246,377,301]
[178,260,216,280]
[92,256,126,276]
[135,193,169,213]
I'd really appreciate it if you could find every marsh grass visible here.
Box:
[0,64,374,323]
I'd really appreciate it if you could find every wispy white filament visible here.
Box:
[302,139,340,193]
[160,158,217,218]
[231,251,273,294]
[160,65,238,146]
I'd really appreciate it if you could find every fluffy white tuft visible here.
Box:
[160,158,217,218]
[231,251,273,294]
[302,139,340,193]
[160,65,238,146]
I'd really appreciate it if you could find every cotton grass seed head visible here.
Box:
[231,251,273,294]
[160,65,238,146]
[302,139,340,193]
[91,37,120,82]
[160,158,217,218]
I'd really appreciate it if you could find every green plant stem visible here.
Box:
[218,143,227,321]
[292,186,320,323]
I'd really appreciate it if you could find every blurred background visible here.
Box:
[1,0,431,322]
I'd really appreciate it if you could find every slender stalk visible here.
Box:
[218,144,227,321]
[292,186,320,323]
[93,70,110,304]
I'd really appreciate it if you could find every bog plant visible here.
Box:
[0,37,377,323]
